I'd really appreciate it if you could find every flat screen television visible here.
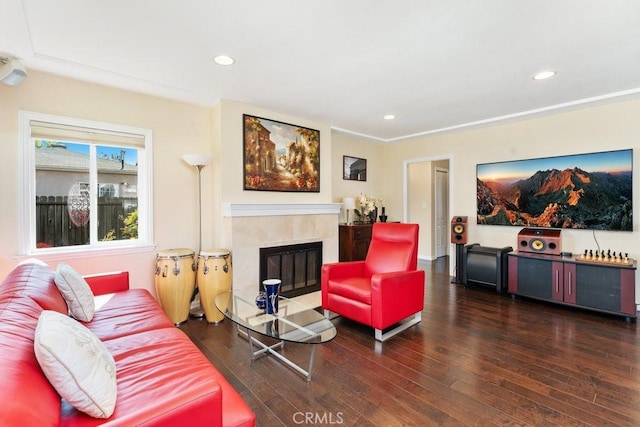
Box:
[477,149,633,231]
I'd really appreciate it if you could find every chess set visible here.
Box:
[576,249,634,266]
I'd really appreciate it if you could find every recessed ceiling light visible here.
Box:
[532,70,556,80]
[383,114,396,120]
[214,55,235,66]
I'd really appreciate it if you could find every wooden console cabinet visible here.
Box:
[339,224,372,261]
[508,252,637,322]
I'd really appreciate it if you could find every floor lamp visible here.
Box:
[182,153,213,318]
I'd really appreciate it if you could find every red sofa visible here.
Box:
[0,261,255,426]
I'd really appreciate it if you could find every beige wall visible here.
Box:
[331,131,384,223]
[2,70,639,303]
[0,71,212,294]
[380,99,640,300]
[407,161,431,259]
[0,72,341,297]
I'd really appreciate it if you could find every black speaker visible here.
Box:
[450,216,468,245]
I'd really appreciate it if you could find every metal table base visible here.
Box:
[237,326,317,381]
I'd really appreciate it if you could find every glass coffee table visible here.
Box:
[215,289,336,381]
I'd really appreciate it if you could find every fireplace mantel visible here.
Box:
[222,203,341,217]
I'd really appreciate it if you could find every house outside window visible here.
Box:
[19,111,153,255]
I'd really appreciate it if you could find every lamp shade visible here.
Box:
[182,154,212,167]
[342,197,356,210]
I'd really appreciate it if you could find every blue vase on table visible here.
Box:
[263,279,281,314]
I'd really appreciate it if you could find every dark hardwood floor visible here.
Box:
[180,258,640,426]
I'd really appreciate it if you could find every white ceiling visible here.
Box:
[2,0,640,142]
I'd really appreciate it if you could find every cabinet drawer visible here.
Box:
[339,224,373,262]
[353,227,372,240]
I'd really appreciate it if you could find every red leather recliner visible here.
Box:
[322,222,425,341]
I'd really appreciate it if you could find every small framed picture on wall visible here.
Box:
[343,155,366,181]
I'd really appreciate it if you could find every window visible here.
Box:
[99,184,116,198]
[19,111,153,255]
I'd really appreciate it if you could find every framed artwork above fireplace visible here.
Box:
[243,114,320,192]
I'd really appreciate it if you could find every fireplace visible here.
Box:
[259,242,322,298]
[221,203,341,294]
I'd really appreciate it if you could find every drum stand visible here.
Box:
[189,287,205,318]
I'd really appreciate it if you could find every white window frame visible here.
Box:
[18,111,154,258]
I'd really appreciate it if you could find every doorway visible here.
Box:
[435,168,449,258]
[404,156,452,267]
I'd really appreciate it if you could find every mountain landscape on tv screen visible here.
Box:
[477,167,632,230]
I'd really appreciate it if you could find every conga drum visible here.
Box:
[154,248,196,325]
[197,249,233,323]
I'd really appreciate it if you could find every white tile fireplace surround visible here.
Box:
[221,203,341,293]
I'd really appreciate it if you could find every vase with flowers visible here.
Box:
[355,194,378,223]
[355,194,386,223]
[368,207,378,223]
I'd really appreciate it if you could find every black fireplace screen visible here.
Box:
[259,242,322,298]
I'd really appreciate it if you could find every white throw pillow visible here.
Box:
[34,310,117,419]
[54,262,95,322]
